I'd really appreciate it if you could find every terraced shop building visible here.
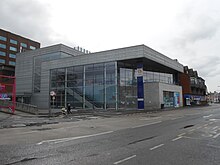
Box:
[15,44,184,111]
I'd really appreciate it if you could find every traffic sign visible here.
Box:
[50,91,56,96]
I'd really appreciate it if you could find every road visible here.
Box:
[1,104,220,165]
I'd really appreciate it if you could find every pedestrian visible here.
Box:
[67,103,71,114]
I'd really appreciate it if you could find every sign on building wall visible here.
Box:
[137,64,144,110]
[174,92,180,107]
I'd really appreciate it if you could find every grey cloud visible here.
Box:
[173,15,220,48]
[0,0,53,46]
[193,56,220,77]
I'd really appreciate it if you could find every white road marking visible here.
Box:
[197,126,202,129]
[14,131,39,135]
[189,129,195,132]
[213,133,220,139]
[209,122,214,125]
[131,121,162,129]
[212,126,218,130]
[37,131,113,145]
[140,117,161,120]
[178,133,186,136]
[203,114,213,118]
[113,155,136,165]
[207,144,220,149]
[172,136,182,142]
[204,124,208,127]
[150,144,164,151]
[171,117,183,120]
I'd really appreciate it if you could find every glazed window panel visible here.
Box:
[0,36,7,41]
[0,44,6,49]
[9,46,17,51]
[0,51,6,56]
[10,39,17,45]
[56,68,65,82]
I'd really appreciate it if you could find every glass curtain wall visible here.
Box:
[118,62,137,109]
[33,52,71,93]
[117,61,175,110]
[50,62,116,109]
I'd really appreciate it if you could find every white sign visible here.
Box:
[50,91,56,96]
[137,68,143,77]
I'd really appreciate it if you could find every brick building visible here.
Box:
[0,28,40,76]
[179,66,207,106]
[0,29,40,99]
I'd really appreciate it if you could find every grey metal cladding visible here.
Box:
[41,45,183,72]
[143,46,183,72]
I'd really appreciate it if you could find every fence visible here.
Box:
[0,100,38,115]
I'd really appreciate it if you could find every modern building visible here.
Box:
[16,44,184,111]
[0,28,40,76]
[179,66,207,106]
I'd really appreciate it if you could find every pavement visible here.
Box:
[0,105,210,129]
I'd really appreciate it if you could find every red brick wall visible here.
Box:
[179,73,191,95]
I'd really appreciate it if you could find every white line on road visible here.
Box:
[178,133,186,136]
[150,144,164,151]
[197,126,202,129]
[171,117,183,120]
[213,133,220,139]
[37,131,113,145]
[131,121,162,129]
[212,126,218,130]
[189,129,195,132]
[15,131,39,135]
[139,117,161,120]
[172,136,182,142]
[113,155,136,165]
[204,124,209,127]
[203,114,213,118]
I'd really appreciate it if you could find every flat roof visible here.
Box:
[41,44,183,73]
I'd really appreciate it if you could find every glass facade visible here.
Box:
[163,91,174,107]
[143,71,173,84]
[118,67,137,109]
[33,52,73,93]
[50,62,116,109]
[49,60,178,110]
[117,62,175,109]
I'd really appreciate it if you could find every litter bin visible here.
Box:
[161,104,164,109]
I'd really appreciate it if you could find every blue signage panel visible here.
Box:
[137,64,144,110]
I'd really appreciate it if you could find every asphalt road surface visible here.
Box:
[1,104,220,165]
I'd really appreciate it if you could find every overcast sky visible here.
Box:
[1,0,220,92]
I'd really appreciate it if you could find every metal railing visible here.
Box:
[15,102,39,115]
[0,100,39,115]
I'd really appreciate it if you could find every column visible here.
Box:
[137,64,144,110]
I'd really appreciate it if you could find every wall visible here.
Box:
[144,83,160,109]
[144,82,183,110]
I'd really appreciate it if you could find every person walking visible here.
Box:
[67,103,71,114]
